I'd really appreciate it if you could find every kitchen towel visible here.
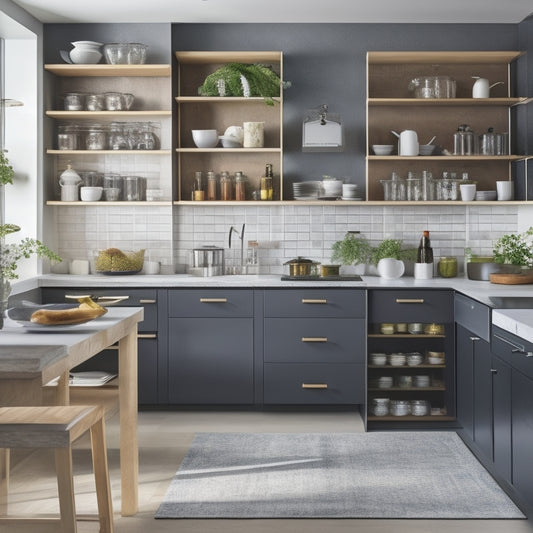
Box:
[155,431,525,519]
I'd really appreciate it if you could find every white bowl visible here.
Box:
[192,129,219,148]
[377,258,405,279]
[219,136,242,148]
[69,48,102,64]
[80,186,103,201]
[372,144,394,155]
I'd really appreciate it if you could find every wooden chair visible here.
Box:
[0,405,113,533]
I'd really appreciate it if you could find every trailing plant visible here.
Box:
[369,239,417,265]
[331,233,371,265]
[493,227,533,267]
[0,223,61,280]
[0,151,15,186]
[198,63,289,105]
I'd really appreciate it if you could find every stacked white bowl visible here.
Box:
[341,183,362,200]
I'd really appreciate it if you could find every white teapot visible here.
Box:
[59,164,81,202]
[472,77,504,98]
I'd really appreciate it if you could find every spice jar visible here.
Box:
[220,171,233,201]
[193,171,204,201]
[234,171,247,201]
[206,171,217,201]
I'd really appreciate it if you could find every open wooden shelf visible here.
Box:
[46,110,171,119]
[44,64,171,77]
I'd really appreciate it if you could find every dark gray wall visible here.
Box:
[172,23,520,195]
[43,23,172,64]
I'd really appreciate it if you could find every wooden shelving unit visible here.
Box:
[366,50,528,203]
[175,50,283,202]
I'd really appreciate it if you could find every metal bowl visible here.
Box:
[466,262,521,281]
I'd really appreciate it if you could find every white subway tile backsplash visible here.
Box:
[53,204,521,275]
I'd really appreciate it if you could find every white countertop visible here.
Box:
[492,309,533,344]
[12,273,533,343]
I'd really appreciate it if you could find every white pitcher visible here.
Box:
[472,77,504,98]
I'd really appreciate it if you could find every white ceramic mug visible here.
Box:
[414,262,433,280]
[496,180,513,201]
[460,183,476,202]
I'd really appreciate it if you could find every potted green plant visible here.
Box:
[493,227,533,268]
[0,152,60,327]
[369,239,418,276]
[331,233,371,275]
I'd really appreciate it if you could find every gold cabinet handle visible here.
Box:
[301,337,328,343]
[302,383,328,389]
[395,298,424,304]
[200,298,228,303]
[301,299,327,304]
[137,333,157,339]
[139,299,157,304]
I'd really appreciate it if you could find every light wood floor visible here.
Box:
[4,410,533,533]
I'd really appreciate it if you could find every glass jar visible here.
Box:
[206,171,217,201]
[406,176,421,201]
[103,174,123,201]
[438,256,458,278]
[410,400,430,416]
[108,122,129,150]
[85,93,105,111]
[235,171,248,201]
[220,171,233,201]
[80,170,103,187]
[193,171,204,201]
[85,124,107,150]
[63,92,84,111]
[136,123,157,150]
[57,124,81,150]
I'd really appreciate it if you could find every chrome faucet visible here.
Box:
[228,223,245,274]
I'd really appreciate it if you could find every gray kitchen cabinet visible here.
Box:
[263,289,366,405]
[454,294,512,485]
[368,289,455,426]
[167,289,254,404]
[492,326,533,512]
[41,287,162,405]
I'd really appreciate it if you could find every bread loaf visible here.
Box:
[30,304,106,325]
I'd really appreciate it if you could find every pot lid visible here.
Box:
[284,256,317,265]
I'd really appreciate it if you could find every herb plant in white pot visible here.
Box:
[331,233,371,276]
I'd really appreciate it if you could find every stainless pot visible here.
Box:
[189,245,225,277]
[284,257,320,277]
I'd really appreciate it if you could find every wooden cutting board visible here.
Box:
[490,271,533,284]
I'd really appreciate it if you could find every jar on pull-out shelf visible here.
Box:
[220,171,232,201]
[206,171,217,201]
[235,171,247,201]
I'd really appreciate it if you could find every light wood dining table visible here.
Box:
[0,306,143,516]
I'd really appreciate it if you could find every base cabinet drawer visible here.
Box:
[263,363,365,404]
[169,289,253,318]
[264,289,365,318]
[369,289,453,323]
[264,318,365,363]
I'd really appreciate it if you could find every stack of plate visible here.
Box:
[292,181,321,200]
[341,183,362,201]
[475,190,497,201]
[369,376,393,389]
[414,375,430,388]
[389,353,406,366]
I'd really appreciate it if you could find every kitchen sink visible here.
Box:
[489,296,533,309]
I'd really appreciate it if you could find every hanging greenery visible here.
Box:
[0,151,15,186]
[198,63,285,105]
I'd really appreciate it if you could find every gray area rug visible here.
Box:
[155,432,525,519]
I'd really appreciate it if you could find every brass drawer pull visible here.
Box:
[137,333,157,339]
[200,298,228,303]
[302,383,328,389]
[395,298,424,304]
[139,299,157,304]
[301,337,328,343]
[301,299,327,304]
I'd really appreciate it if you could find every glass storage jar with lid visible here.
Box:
[108,122,129,150]
[57,124,81,150]
[63,92,84,111]
[86,93,105,111]
[85,124,107,150]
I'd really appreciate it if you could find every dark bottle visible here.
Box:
[417,230,433,263]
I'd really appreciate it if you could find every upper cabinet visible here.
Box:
[174,51,283,203]
[44,63,172,205]
[366,51,528,203]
